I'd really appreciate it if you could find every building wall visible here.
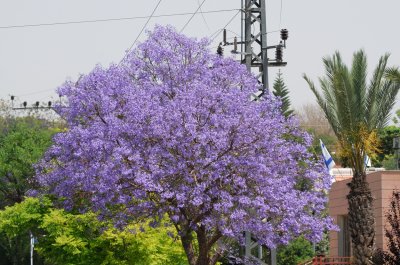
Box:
[328,171,400,256]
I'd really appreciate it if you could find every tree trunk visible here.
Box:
[195,226,210,265]
[180,226,222,265]
[347,172,375,265]
[181,232,197,265]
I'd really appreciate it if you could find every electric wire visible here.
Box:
[279,0,283,29]
[119,0,162,64]
[196,0,210,31]
[210,9,241,42]
[180,0,207,33]
[12,88,60,98]
[6,3,242,98]
[225,29,240,37]
[209,28,223,40]
[7,7,240,98]
[0,8,239,30]
[209,28,240,42]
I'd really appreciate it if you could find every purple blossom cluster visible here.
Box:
[36,26,334,251]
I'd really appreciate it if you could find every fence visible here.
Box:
[298,256,353,265]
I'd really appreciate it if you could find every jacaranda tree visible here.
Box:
[36,26,334,265]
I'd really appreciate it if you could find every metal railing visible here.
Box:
[298,256,353,265]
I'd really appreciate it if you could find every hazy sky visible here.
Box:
[1,0,400,111]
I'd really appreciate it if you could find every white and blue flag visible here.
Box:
[364,154,371,168]
[320,139,335,170]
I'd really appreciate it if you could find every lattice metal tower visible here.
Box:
[230,0,287,100]
[243,0,269,91]
[241,0,286,264]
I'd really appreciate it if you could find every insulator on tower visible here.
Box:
[275,45,283,62]
[280,29,288,41]
[217,43,224,56]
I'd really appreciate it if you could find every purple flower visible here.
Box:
[36,25,334,263]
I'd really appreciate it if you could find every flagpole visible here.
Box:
[30,231,33,265]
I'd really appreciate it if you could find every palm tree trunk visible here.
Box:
[347,172,375,265]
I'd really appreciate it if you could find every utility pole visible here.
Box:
[243,1,286,264]
[242,1,287,264]
[9,96,64,123]
[222,1,288,264]
[244,0,269,91]
[222,0,288,98]
[10,95,54,110]
[10,95,66,111]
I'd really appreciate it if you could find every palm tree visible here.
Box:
[303,50,400,265]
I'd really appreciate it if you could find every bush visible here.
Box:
[277,237,314,265]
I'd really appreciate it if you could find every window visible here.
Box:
[338,215,351,256]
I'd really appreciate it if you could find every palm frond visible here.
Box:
[303,74,340,137]
[304,50,400,174]
[385,66,400,82]
[366,53,390,130]
[350,50,367,124]
[374,80,400,128]
[322,52,353,136]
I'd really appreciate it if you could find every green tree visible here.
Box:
[0,117,55,264]
[0,197,188,265]
[304,50,400,264]
[0,197,51,265]
[391,109,400,124]
[375,126,400,168]
[273,70,293,117]
[0,117,55,208]
[277,237,314,265]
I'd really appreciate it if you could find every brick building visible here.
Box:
[328,170,400,256]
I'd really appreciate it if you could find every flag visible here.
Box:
[320,139,335,170]
[364,154,371,167]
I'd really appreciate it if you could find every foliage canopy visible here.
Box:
[36,26,333,265]
[0,117,55,208]
[0,197,187,265]
[304,50,400,173]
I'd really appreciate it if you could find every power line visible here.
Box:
[227,29,241,37]
[5,4,242,98]
[279,0,283,29]
[120,0,162,64]
[209,28,223,41]
[0,8,239,30]
[210,9,241,42]
[14,88,57,97]
[196,0,210,31]
[211,28,240,39]
[180,0,207,33]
